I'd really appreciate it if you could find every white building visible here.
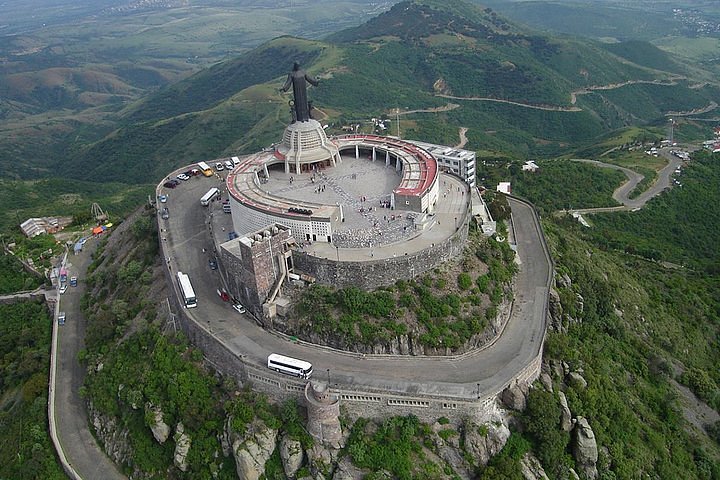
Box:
[407,140,476,187]
[497,182,511,194]
[522,161,539,172]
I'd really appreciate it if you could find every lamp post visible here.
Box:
[326,368,331,385]
[476,383,480,399]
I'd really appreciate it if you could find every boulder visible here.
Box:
[572,417,598,480]
[463,420,510,467]
[539,373,553,393]
[307,443,337,479]
[280,434,304,478]
[558,392,572,432]
[548,288,565,332]
[557,273,572,289]
[173,423,191,472]
[567,372,588,390]
[501,384,527,411]
[519,452,549,480]
[231,423,278,480]
[146,404,171,444]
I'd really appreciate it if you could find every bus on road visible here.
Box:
[267,353,313,378]
[197,161,214,177]
[177,271,197,308]
[200,187,220,206]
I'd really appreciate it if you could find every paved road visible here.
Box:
[54,243,126,480]
[569,150,683,214]
[161,173,551,399]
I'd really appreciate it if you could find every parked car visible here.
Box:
[209,259,218,270]
[224,160,234,170]
[69,276,78,287]
[216,288,230,302]
[190,168,201,176]
[163,181,178,189]
[215,162,224,171]
[232,303,246,314]
[59,284,67,294]
[158,194,168,203]
[177,173,190,181]
[58,311,66,325]
[161,207,170,219]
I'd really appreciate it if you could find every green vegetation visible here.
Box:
[0,178,152,234]
[347,416,434,480]
[294,230,516,351]
[507,159,626,213]
[0,301,65,479]
[538,217,720,478]
[80,207,313,478]
[588,150,720,272]
[0,253,43,294]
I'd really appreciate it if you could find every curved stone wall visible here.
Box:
[293,204,471,290]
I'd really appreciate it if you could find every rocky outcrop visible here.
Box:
[572,417,598,480]
[501,384,527,411]
[548,288,565,333]
[146,404,171,444]
[539,372,553,392]
[280,434,304,478]
[333,455,365,480]
[566,371,588,390]
[520,452,549,480]
[87,402,133,467]
[231,421,278,480]
[558,392,572,432]
[173,423,191,472]
[463,420,511,467]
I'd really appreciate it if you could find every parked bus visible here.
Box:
[200,187,220,206]
[267,353,313,379]
[177,271,197,308]
[197,161,214,177]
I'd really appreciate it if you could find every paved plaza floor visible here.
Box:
[262,154,468,253]
[255,154,469,260]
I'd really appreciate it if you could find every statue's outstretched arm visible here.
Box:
[280,73,292,92]
[305,74,319,87]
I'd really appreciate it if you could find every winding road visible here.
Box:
[566,148,684,215]
[160,172,551,400]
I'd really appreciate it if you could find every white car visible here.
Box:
[59,284,67,294]
[158,194,168,203]
[176,173,190,181]
[58,311,66,325]
[215,162,224,171]
[232,303,246,314]
[224,160,234,170]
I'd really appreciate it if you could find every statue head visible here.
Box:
[293,61,301,71]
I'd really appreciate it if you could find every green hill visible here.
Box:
[55,0,720,182]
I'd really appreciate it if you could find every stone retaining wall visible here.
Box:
[293,205,470,290]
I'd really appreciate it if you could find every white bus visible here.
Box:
[177,271,197,308]
[267,353,313,379]
[200,187,220,206]
[197,161,213,177]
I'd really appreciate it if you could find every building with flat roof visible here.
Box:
[406,140,476,187]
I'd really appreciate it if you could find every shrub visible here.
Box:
[457,272,473,290]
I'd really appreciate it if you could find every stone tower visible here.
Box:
[304,381,342,448]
